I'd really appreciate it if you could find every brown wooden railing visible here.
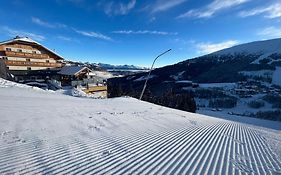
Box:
[5,60,62,67]
[5,51,50,59]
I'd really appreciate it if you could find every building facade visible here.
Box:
[0,36,64,80]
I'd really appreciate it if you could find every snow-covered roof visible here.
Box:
[0,36,64,60]
[58,66,92,76]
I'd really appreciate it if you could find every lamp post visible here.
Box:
[139,49,172,100]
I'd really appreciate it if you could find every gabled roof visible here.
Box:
[58,66,92,76]
[0,36,64,60]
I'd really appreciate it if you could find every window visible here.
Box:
[26,59,31,62]
[27,67,31,71]
[6,48,11,51]
[46,60,50,63]
[32,51,37,54]
[17,49,22,52]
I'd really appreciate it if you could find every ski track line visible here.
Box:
[141,121,229,174]
[169,122,233,175]
[65,125,198,175]
[212,122,235,175]
[108,124,210,175]
[171,123,225,174]
[245,125,268,174]
[0,125,180,174]
[156,122,225,175]
[0,118,280,175]
[46,126,193,175]
[4,126,185,174]
[135,121,216,175]
[225,123,236,175]
[0,127,145,172]
[22,124,193,175]
[196,122,233,175]
[248,126,281,174]
[250,129,281,171]
[133,122,213,175]
[178,122,229,175]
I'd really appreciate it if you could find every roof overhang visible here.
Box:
[0,37,64,60]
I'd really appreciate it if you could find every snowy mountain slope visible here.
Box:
[213,38,281,56]
[212,38,281,66]
[109,38,281,103]
[0,79,281,174]
[96,63,148,71]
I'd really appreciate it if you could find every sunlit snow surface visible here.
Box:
[0,78,280,175]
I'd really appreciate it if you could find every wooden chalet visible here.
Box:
[58,66,107,95]
[0,36,64,81]
[58,66,105,86]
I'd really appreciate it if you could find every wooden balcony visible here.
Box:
[5,60,62,68]
[5,51,51,59]
[83,86,107,94]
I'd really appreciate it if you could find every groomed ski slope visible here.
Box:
[0,79,281,175]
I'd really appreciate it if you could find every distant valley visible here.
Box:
[108,38,281,121]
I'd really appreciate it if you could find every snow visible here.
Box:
[251,53,274,64]
[272,67,281,86]
[58,66,88,76]
[175,80,192,84]
[211,38,281,67]
[199,83,237,90]
[213,38,281,56]
[170,71,185,80]
[0,78,46,92]
[0,78,281,174]
[133,75,157,81]
[239,70,274,78]
[93,70,113,79]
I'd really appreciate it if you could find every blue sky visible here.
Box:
[0,0,281,67]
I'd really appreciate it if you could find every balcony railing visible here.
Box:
[5,51,51,59]
[5,60,62,68]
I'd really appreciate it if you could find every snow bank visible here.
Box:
[0,78,47,92]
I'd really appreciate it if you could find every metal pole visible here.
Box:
[139,49,171,100]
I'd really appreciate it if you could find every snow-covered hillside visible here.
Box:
[213,38,281,56]
[0,78,281,175]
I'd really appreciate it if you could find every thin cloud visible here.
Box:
[178,0,250,19]
[74,29,112,41]
[196,40,239,54]
[239,2,281,19]
[100,0,136,16]
[57,36,72,41]
[151,0,187,13]
[258,26,281,38]
[31,17,67,28]
[112,30,178,35]
[1,26,45,41]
